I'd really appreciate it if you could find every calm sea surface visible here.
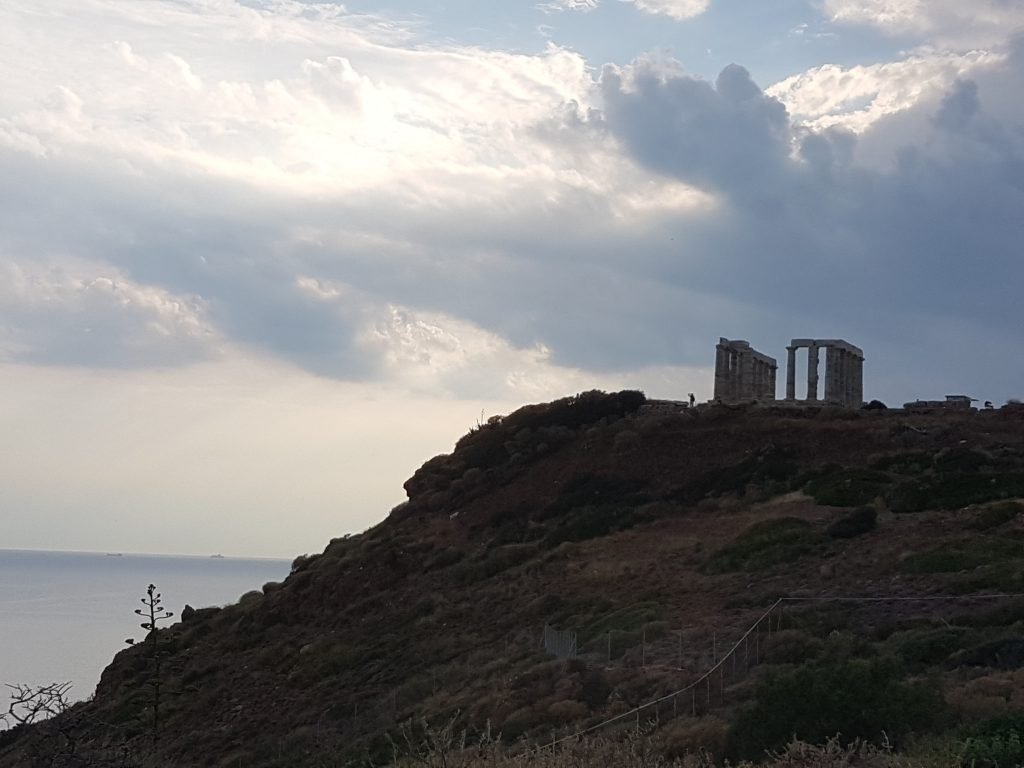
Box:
[0,549,290,702]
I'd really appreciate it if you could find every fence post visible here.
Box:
[642,628,646,667]
[706,676,711,707]
[712,631,717,664]
[691,688,696,716]
[719,664,724,703]
[673,695,678,719]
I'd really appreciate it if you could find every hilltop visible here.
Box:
[5,392,1024,767]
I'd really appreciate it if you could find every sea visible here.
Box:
[0,549,290,704]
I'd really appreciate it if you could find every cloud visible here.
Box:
[624,0,710,20]
[600,59,790,196]
[767,50,1002,133]
[824,0,1024,46]
[1,0,1023,408]
[590,47,1024,400]
[538,0,600,11]
[0,259,216,368]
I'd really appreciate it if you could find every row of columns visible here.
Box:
[785,340,864,407]
[714,339,777,403]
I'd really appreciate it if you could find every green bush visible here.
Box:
[541,503,652,548]
[826,506,878,538]
[886,627,971,670]
[450,544,538,585]
[762,629,825,664]
[870,451,933,474]
[901,538,1024,574]
[886,473,1024,513]
[580,602,663,645]
[682,446,798,502]
[706,517,819,573]
[451,391,647,472]
[956,711,1024,768]
[728,656,945,759]
[950,638,1024,670]
[805,468,891,507]
[967,502,1024,531]
[539,473,653,548]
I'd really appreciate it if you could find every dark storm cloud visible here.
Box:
[588,49,1024,400]
[600,61,790,195]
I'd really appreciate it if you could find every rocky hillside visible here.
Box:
[5,392,1024,767]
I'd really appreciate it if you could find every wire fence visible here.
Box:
[547,592,1024,749]
[331,591,1024,752]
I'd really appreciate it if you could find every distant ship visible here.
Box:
[105,553,123,557]
[210,554,225,559]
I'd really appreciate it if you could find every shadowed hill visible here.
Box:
[5,393,1024,767]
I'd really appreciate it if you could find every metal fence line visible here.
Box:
[545,591,1024,750]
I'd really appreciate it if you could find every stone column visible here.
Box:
[831,348,841,405]
[714,344,727,401]
[807,344,820,401]
[843,352,854,407]
[853,355,864,406]
[786,346,797,400]
[769,363,778,401]
[824,347,837,402]
[739,349,754,400]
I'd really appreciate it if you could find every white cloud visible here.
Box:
[768,50,1003,132]
[0,259,216,367]
[824,0,1024,46]
[625,0,710,20]
[538,0,600,11]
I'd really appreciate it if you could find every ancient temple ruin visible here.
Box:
[712,336,865,407]
[785,338,864,408]
[713,338,777,403]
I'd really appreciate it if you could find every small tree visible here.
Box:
[0,681,72,729]
[125,584,174,753]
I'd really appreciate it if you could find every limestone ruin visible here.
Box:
[713,336,865,408]
[713,338,778,403]
[785,339,864,408]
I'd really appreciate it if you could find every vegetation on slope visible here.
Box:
[4,396,1024,767]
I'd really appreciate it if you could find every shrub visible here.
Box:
[900,538,1024,574]
[886,627,971,670]
[956,711,1024,768]
[763,629,824,665]
[580,603,663,646]
[450,544,537,585]
[728,656,945,759]
[662,716,729,760]
[706,518,819,573]
[826,507,878,539]
[683,445,798,502]
[290,553,319,573]
[886,473,1024,513]
[951,639,1024,671]
[805,468,891,507]
[539,473,653,547]
[967,502,1024,532]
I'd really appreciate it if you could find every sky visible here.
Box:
[2,0,1023,558]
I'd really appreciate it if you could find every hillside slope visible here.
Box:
[5,393,1024,767]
